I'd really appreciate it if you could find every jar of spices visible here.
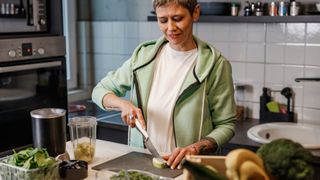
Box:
[269,1,278,16]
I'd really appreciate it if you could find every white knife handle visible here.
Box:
[135,119,148,138]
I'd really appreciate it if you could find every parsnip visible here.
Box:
[225,149,265,180]
[239,160,269,180]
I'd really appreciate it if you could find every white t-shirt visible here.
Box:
[147,43,198,154]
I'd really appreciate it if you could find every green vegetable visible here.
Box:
[181,159,227,180]
[256,138,314,180]
[7,147,56,169]
[152,157,168,169]
[110,169,153,180]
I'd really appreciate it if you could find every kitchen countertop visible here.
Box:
[66,139,184,180]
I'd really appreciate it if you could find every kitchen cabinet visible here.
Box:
[147,15,320,23]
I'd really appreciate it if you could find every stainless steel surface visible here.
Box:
[0,36,65,62]
[135,119,163,160]
[0,61,61,73]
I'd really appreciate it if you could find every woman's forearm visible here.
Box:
[190,137,217,155]
[102,93,126,110]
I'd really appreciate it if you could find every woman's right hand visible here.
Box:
[119,100,145,129]
[102,93,146,129]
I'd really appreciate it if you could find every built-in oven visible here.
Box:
[0,36,67,156]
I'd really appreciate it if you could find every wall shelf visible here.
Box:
[147,15,320,23]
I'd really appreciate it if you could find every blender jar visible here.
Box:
[69,116,97,162]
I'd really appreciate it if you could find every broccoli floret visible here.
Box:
[256,138,314,180]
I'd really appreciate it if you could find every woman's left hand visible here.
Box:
[163,138,217,169]
[163,145,198,169]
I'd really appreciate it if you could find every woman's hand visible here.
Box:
[102,93,146,129]
[163,145,198,169]
[163,138,217,169]
[119,100,145,128]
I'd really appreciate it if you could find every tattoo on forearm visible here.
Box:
[196,137,217,155]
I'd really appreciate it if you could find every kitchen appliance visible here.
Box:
[0,0,49,33]
[0,0,62,35]
[0,36,67,157]
[31,108,67,157]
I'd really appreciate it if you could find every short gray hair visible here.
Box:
[152,0,198,14]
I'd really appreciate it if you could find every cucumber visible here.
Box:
[181,159,227,180]
[152,157,168,169]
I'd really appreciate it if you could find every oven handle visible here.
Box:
[0,61,62,73]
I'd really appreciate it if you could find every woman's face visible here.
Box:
[156,2,199,51]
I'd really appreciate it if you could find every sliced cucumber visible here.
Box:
[152,157,168,169]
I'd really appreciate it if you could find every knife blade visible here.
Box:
[135,119,165,162]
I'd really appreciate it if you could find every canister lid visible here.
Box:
[30,108,66,119]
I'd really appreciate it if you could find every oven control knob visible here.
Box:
[8,50,16,58]
[39,19,46,25]
[38,48,45,55]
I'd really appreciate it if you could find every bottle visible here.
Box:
[181,159,227,180]
[0,3,5,15]
[269,1,278,16]
[244,1,253,16]
[231,3,239,16]
[289,0,299,16]
[255,1,264,16]
[278,1,287,16]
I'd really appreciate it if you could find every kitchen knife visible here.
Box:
[135,119,166,163]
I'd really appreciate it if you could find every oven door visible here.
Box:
[0,57,67,155]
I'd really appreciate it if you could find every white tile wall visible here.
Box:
[266,44,285,64]
[286,23,305,43]
[284,45,305,65]
[247,24,265,42]
[246,43,265,63]
[78,20,320,126]
[305,45,320,66]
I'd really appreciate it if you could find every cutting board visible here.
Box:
[92,151,182,178]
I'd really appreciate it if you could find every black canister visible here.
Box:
[31,108,66,157]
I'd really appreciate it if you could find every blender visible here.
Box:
[69,116,97,162]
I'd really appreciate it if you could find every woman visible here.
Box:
[92,0,236,169]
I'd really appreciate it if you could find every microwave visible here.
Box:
[0,0,47,34]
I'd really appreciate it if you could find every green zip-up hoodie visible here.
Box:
[92,35,236,151]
